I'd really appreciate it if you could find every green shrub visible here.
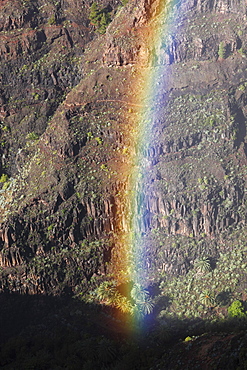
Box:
[199,290,215,307]
[218,42,226,59]
[48,14,56,25]
[26,132,39,141]
[95,280,119,303]
[89,2,101,27]
[131,283,149,302]
[89,2,111,34]
[239,84,245,91]
[228,300,246,318]
[2,181,10,190]
[131,283,154,315]
[95,280,134,314]
[194,257,211,273]
[47,224,54,232]
[0,173,8,183]
[95,137,103,144]
[98,12,111,34]
[184,336,192,342]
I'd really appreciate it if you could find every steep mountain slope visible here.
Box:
[1,0,247,368]
[0,0,246,328]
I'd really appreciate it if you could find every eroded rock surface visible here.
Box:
[0,0,246,294]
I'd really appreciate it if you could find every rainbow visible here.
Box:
[104,0,185,335]
[116,0,181,332]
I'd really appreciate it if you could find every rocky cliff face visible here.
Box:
[0,0,246,294]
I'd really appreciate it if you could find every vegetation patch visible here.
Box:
[89,2,112,34]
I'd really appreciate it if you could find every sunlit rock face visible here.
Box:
[0,0,246,292]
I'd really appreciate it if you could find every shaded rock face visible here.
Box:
[0,0,246,293]
[0,0,38,30]
[0,0,95,177]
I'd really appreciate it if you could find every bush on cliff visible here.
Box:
[89,2,111,34]
[228,300,247,318]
